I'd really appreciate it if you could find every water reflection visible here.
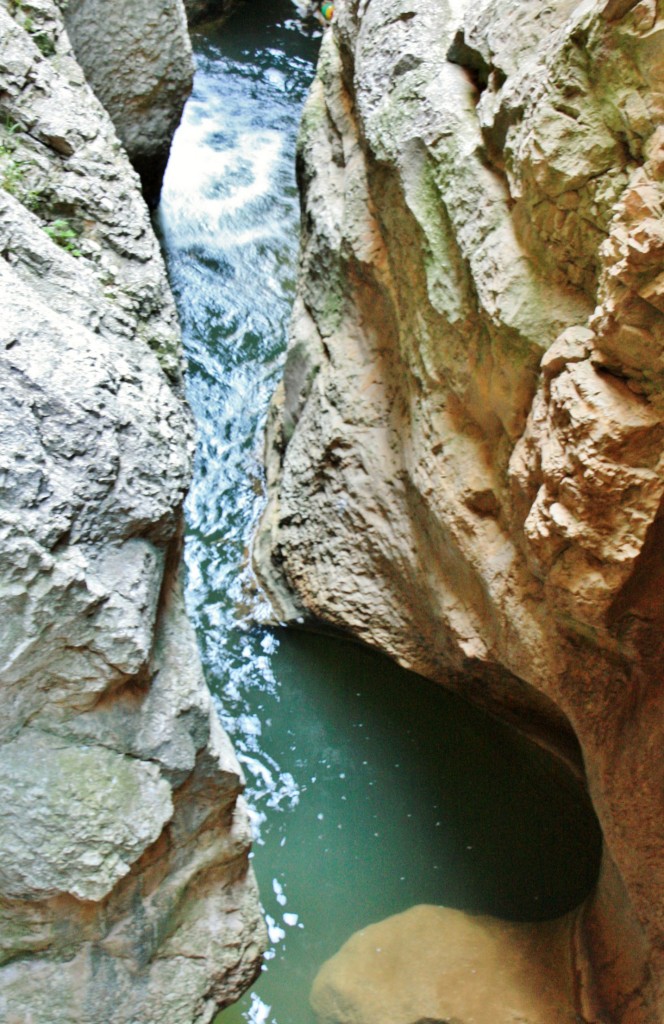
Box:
[157,3,601,1023]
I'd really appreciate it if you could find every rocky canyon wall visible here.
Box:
[0,1,265,1021]
[254,0,664,1020]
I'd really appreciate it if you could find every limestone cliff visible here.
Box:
[255,0,664,1019]
[0,1,265,1021]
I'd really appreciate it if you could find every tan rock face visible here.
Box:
[255,0,664,1019]
[0,2,265,1020]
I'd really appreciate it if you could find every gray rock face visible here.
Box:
[63,0,194,204]
[255,0,664,1020]
[0,1,265,1020]
[0,731,173,901]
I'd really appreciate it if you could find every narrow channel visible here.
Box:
[156,3,602,1022]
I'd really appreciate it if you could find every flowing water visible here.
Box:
[156,4,602,1022]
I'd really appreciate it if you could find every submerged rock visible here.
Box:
[0,1,265,1020]
[311,905,580,1024]
[255,0,664,1019]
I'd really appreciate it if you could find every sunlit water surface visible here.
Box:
[157,4,602,1023]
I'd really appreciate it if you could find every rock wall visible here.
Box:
[0,1,265,1021]
[255,0,664,1019]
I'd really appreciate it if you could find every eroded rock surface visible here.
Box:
[0,2,265,1020]
[255,0,664,1019]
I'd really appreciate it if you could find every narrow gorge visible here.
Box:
[0,0,662,1023]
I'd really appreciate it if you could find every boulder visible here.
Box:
[63,0,194,204]
[311,905,580,1024]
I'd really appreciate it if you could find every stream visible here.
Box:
[156,2,602,1022]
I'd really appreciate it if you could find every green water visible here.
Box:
[156,3,602,1022]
